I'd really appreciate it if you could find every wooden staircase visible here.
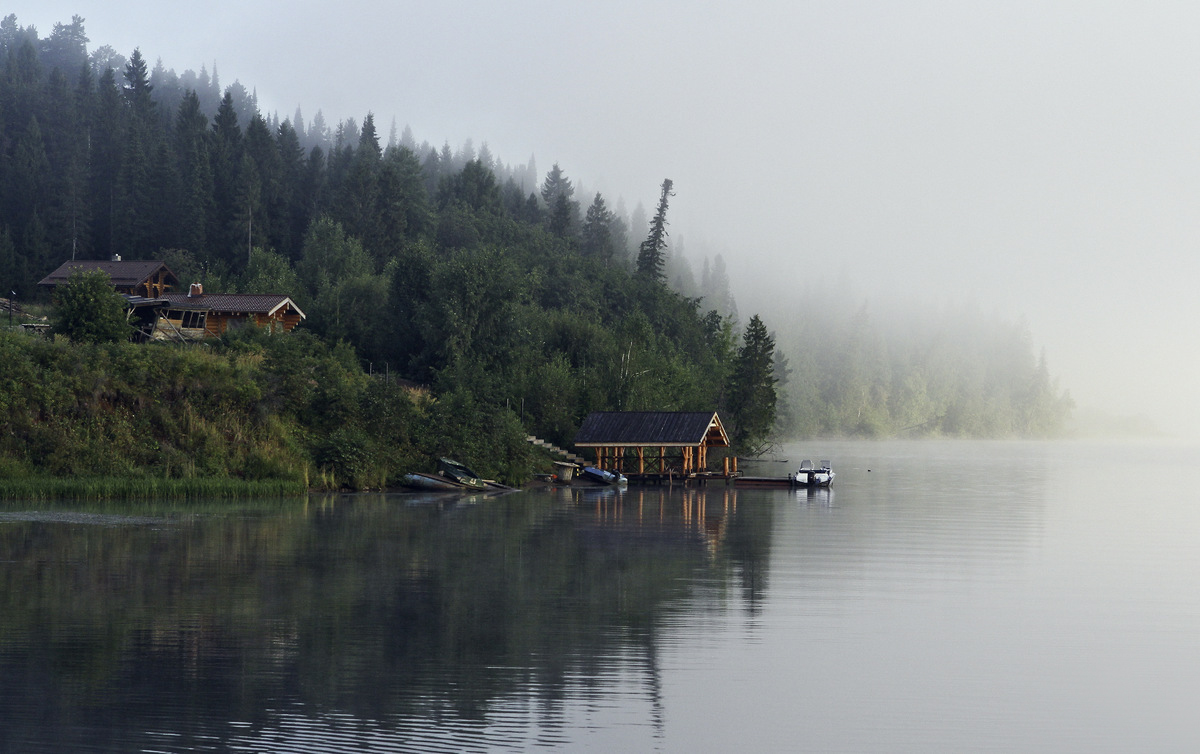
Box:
[525,435,586,465]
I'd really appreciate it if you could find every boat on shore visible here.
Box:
[402,472,473,491]
[437,457,489,490]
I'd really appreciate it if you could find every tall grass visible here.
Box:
[0,476,307,501]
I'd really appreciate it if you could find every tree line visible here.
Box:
[771,290,1074,438]
[0,15,779,485]
[0,14,1071,485]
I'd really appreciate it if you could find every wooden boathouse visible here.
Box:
[573,411,736,483]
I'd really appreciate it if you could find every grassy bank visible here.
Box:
[0,476,308,501]
[0,327,534,492]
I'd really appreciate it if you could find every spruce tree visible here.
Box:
[581,192,614,261]
[726,314,778,452]
[636,178,673,282]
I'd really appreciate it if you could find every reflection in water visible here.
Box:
[0,486,771,752]
[10,441,1195,752]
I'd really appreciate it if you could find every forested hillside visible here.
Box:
[771,291,1074,438]
[0,14,1072,489]
[0,15,778,486]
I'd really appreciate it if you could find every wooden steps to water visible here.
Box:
[525,435,585,464]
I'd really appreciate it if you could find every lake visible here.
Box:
[1,439,1198,752]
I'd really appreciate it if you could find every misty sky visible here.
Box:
[13,1,1200,434]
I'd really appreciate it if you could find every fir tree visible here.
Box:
[636,178,673,282]
[581,192,614,262]
[726,314,778,452]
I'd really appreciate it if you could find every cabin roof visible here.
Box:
[38,260,178,289]
[573,411,730,448]
[160,292,306,319]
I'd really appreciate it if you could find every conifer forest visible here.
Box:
[0,15,1073,489]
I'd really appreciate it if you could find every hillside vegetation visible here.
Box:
[0,15,1073,492]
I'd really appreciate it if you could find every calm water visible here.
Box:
[2,440,1199,752]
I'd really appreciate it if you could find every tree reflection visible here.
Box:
[0,488,773,749]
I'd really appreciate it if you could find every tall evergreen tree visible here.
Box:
[726,314,778,452]
[209,90,242,266]
[539,162,574,207]
[9,116,50,237]
[42,16,88,74]
[88,66,125,259]
[376,145,431,250]
[337,112,382,255]
[636,178,673,282]
[243,113,281,254]
[548,193,574,238]
[113,120,154,256]
[581,192,614,262]
[121,48,154,119]
[275,119,307,259]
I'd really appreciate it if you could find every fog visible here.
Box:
[15,1,1200,434]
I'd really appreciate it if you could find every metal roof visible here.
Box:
[120,294,170,308]
[573,411,729,448]
[160,293,306,319]
[38,260,178,289]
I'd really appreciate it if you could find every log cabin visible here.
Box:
[150,287,306,341]
[38,258,179,298]
[39,259,305,341]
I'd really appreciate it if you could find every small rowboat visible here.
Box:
[402,472,472,491]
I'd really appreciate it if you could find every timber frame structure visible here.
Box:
[572,411,734,482]
[151,292,306,341]
[38,259,179,298]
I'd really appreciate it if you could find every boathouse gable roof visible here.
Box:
[573,411,729,448]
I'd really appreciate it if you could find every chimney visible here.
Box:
[188,282,203,298]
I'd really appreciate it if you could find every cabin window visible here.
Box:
[181,310,206,329]
[163,309,206,329]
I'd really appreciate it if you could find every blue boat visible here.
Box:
[580,466,628,486]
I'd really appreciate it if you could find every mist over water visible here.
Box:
[2,439,1198,751]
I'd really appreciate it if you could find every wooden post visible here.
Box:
[638,447,645,475]
[723,456,729,476]
[660,447,666,474]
